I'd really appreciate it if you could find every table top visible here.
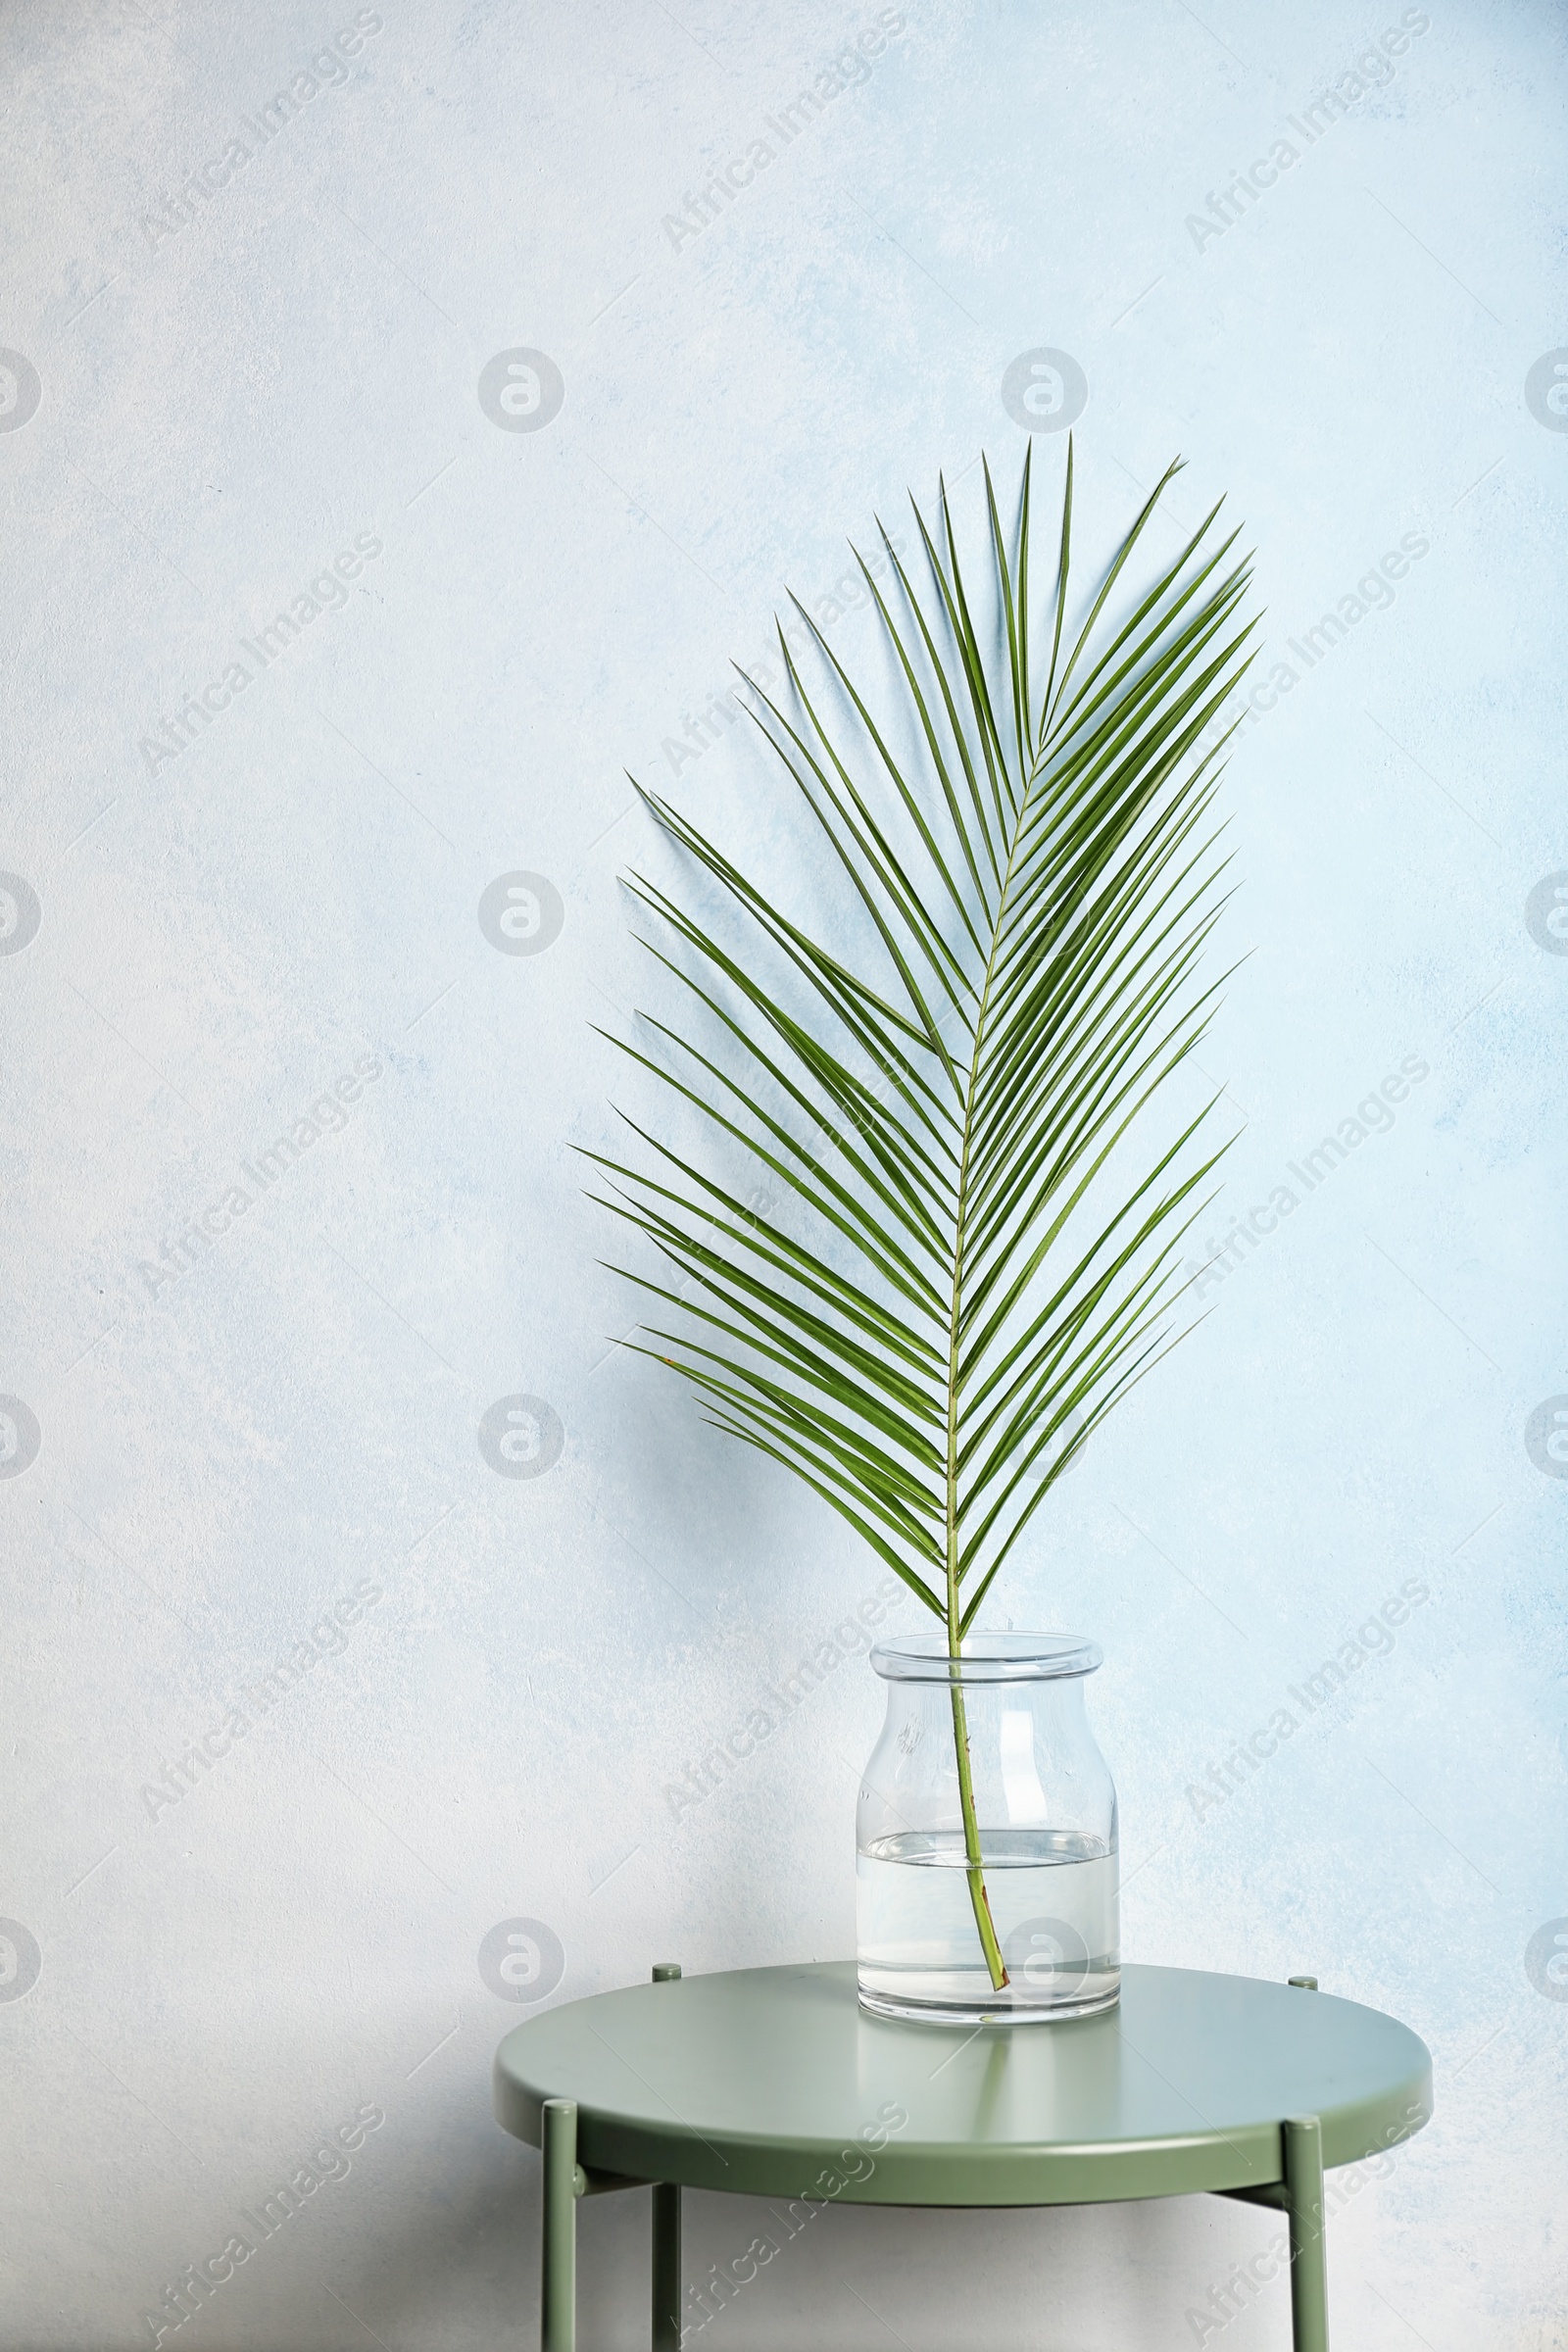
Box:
[494,1961,1432,2207]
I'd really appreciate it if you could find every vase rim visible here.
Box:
[869,1630,1102,1683]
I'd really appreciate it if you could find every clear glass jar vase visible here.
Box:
[857,1632,1119,2026]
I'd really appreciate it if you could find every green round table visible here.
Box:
[493,1960,1432,2352]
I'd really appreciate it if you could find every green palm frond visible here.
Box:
[585,445,1254,1984]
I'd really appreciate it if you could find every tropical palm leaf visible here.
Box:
[584,444,1254,1984]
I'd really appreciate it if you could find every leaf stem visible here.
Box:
[939,598,1058,2000]
[945,1619,1007,1991]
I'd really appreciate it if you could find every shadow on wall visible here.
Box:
[369,2171,1314,2351]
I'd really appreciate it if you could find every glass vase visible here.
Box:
[856,1631,1119,2026]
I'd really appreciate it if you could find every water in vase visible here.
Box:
[857,1827,1120,2023]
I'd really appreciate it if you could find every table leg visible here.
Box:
[542,2099,577,2352]
[1284,2114,1328,2352]
[649,1959,683,2350]
[652,2181,681,2351]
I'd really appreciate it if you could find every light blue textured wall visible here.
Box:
[1,2,1563,2345]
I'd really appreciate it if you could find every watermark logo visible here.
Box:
[478,1395,564,1479]
[1526,1919,1568,1999]
[139,1055,384,1300]
[679,2099,908,2339]
[478,1917,564,2001]
[0,1920,41,2002]
[659,531,910,781]
[1525,350,1568,433]
[1185,2100,1426,2342]
[1526,872,1568,955]
[660,12,907,256]
[139,12,387,251]
[139,1580,384,1823]
[1187,1579,1432,1822]
[478,871,564,955]
[1002,348,1088,433]
[0,873,40,955]
[0,1396,41,1481]
[1525,1396,1568,1479]
[1030,1403,1085,1478]
[1183,17,1434,262]
[1185,1053,1430,1301]
[664,1575,909,1822]
[0,351,41,433]
[1003,1914,1090,1999]
[141,2099,386,2347]
[139,529,384,776]
[478,350,564,433]
[1210,534,1432,741]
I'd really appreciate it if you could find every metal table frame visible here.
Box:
[496,1961,1432,2352]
